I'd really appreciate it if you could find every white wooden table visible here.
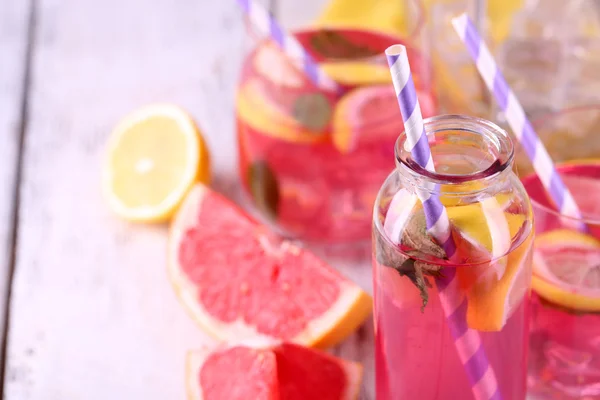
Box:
[0,0,375,398]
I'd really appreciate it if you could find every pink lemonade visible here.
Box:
[374,261,530,399]
[523,161,600,399]
[236,27,436,242]
[373,226,533,399]
[372,116,534,400]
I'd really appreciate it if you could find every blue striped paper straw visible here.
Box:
[386,44,502,400]
[452,13,585,224]
[236,0,340,93]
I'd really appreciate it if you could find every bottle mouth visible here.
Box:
[395,115,515,185]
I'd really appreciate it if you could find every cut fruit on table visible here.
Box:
[186,342,363,400]
[532,229,600,312]
[102,104,210,222]
[168,183,372,348]
[187,343,279,400]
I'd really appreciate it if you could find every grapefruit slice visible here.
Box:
[332,84,434,154]
[187,344,279,400]
[531,229,600,312]
[168,184,372,348]
[186,342,362,400]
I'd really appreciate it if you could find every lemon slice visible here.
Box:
[102,104,210,222]
[236,80,328,144]
[531,229,600,312]
[447,198,518,257]
[448,198,531,331]
[321,62,391,86]
[466,228,533,332]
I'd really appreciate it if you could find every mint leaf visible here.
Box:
[375,231,443,312]
[401,212,446,260]
[375,210,448,312]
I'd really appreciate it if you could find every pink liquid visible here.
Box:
[374,261,530,400]
[523,162,600,399]
[236,28,436,243]
[529,294,600,399]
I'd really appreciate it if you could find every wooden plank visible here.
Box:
[4,0,375,398]
[0,0,32,362]
[3,0,248,398]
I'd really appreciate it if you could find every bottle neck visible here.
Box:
[394,115,515,197]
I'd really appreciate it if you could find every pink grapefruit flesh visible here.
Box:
[186,343,363,400]
[187,345,279,400]
[332,83,435,154]
[168,184,372,348]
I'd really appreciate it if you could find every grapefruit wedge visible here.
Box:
[186,342,363,400]
[168,184,372,348]
[187,344,279,400]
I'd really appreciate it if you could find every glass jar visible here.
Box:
[235,1,433,243]
[524,159,600,398]
[494,0,600,120]
[515,105,600,177]
[372,115,534,399]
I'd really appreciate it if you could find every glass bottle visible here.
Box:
[372,115,534,400]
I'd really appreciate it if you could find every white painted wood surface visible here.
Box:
[0,0,32,351]
[276,0,327,30]
[2,0,375,399]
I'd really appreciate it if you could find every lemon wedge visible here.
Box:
[448,199,531,331]
[102,104,210,222]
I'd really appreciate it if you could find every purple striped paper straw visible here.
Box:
[236,0,340,93]
[452,13,585,224]
[386,44,502,400]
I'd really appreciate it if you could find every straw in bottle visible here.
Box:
[452,13,585,224]
[235,0,340,93]
[386,44,502,400]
